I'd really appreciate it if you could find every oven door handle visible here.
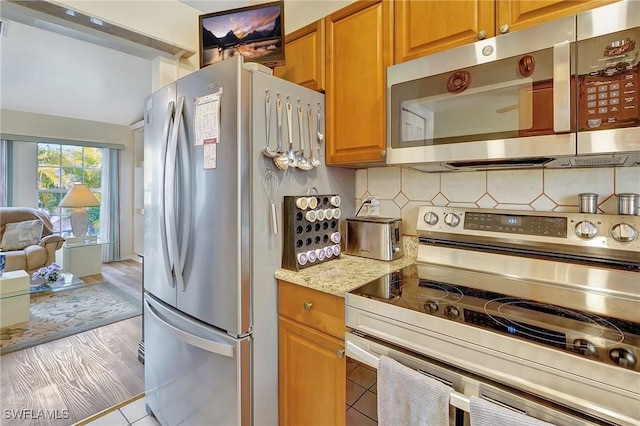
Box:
[345,338,471,413]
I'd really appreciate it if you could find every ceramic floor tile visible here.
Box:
[120,397,149,423]
[346,406,377,426]
[84,409,129,426]
[352,390,378,422]
[346,379,367,406]
[132,414,162,425]
[347,364,377,389]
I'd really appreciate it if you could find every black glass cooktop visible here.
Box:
[350,265,640,371]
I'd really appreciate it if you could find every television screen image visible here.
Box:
[199,1,285,69]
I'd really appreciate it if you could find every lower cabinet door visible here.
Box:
[278,316,346,426]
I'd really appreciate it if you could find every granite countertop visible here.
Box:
[274,254,416,297]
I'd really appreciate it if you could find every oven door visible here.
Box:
[386,15,575,168]
[346,332,606,426]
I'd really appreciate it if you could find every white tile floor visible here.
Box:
[82,359,378,426]
[82,396,160,426]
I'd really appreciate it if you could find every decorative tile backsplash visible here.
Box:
[355,166,640,236]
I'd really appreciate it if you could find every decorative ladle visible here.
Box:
[272,94,289,170]
[262,90,279,159]
[283,97,299,168]
[296,100,313,170]
[307,104,321,167]
[316,103,324,157]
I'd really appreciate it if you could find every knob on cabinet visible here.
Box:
[303,302,313,311]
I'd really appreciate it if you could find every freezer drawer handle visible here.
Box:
[145,299,234,358]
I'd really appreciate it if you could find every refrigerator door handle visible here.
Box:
[165,96,185,292]
[160,101,176,288]
[177,105,192,290]
[145,299,234,357]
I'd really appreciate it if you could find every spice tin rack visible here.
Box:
[281,194,342,271]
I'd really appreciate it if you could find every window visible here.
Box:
[37,143,103,236]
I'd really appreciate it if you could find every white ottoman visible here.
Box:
[0,270,30,327]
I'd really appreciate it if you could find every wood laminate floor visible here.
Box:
[0,259,144,426]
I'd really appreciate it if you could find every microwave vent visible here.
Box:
[569,155,628,167]
[447,158,553,170]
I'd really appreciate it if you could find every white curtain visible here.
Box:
[100,148,120,262]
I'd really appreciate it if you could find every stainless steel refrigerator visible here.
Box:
[142,55,354,426]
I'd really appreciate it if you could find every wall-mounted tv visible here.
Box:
[199,1,285,69]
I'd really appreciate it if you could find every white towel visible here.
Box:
[377,355,451,426]
[470,396,556,426]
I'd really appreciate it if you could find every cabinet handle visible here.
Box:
[303,302,313,311]
[477,30,487,40]
[380,149,386,157]
[336,349,345,359]
[499,24,510,34]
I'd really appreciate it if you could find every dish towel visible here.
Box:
[470,396,556,426]
[377,355,452,426]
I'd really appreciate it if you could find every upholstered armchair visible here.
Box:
[0,207,65,275]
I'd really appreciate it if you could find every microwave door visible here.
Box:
[386,16,576,168]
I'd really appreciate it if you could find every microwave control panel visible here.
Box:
[577,28,639,130]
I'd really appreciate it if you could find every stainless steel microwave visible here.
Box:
[386,0,640,171]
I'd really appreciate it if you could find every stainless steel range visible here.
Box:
[345,206,640,426]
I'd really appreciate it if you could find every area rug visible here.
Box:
[0,281,142,355]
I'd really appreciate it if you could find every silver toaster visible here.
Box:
[345,217,403,261]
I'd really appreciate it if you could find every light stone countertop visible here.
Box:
[274,254,416,297]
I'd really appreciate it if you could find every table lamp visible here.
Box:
[59,183,100,237]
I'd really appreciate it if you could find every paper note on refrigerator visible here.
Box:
[194,92,221,146]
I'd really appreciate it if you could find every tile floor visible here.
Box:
[346,358,378,425]
[81,359,378,426]
[80,395,159,426]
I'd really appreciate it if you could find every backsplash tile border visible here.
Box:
[355,166,640,236]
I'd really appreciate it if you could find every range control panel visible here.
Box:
[417,207,640,254]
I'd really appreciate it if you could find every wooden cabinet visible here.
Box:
[278,280,345,426]
[394,0,617,63]
[394,0,494,63]
[325,0,393,166]
[496,0,618,35]
[273,19,325,92]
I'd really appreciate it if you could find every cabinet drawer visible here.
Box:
[278,280,345,340]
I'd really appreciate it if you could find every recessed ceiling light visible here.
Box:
[65,9,75,16]
[89,17,103,26]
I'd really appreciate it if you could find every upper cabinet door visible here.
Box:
[394,0,495,63]
[496,0,618,35]
[273,19,326,92]
[326,0,393,166]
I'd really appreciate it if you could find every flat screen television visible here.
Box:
[199,1,285,69]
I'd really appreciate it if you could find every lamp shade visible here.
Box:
[59,183,100,237]
[59,183,100,208]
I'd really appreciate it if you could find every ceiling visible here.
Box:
[0,1,253,127]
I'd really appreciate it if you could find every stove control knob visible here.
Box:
[425,300,439,314]
[444,305,460,319]
[610,223,638,243]
[572,339,597,356]
[444,213,460,227]
[574,221,598,239]
[423,212,439,225]
[609,348,636,368]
